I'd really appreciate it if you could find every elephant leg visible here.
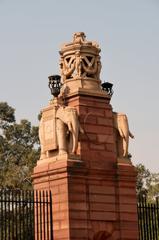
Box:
[123,137,129,157]
[56,119,67,155]
[71,127,79,154]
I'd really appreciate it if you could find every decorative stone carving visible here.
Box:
[113,112,134,158]
[39,105,84,159]
[73,32,86,44]
[59,32,102,94]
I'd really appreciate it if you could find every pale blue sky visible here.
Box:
[0,0,159,171]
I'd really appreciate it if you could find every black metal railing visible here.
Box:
[0,189,53,240]
[138,197,159,240]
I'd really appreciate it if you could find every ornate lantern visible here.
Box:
[101,82,113,96]
[48,75,62,97]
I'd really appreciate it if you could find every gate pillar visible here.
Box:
[32,32,139,240]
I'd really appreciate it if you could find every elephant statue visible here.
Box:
[39,105,84,159]
[56,106,84,155]
[113,112,134,158]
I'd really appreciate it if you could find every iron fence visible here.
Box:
[138,197,159,240]
[0,189,53,240]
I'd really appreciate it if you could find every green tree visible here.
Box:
[136,163,151,198]
[136,163,159,202]
[0,102,40,189]
[146,173,159,201]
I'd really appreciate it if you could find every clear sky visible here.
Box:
[0,0,159,172]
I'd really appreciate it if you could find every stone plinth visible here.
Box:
[32,90,139,240]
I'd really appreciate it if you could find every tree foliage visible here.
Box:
[0,102,40,190]
[136,163,159,202]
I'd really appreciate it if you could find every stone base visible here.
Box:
[32,155,139,240]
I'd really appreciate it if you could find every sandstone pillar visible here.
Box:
[32,32,139,240]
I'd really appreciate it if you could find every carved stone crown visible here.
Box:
[59,32,102,95]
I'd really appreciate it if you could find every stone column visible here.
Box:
[32,32,139,240]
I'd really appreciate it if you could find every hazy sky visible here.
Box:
[0,0,159,172]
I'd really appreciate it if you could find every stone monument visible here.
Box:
[32,32,139,240]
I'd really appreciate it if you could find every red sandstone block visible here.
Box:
[120,213,138,221]
[33,184,48,190]
[106,143,116,152]
[68,99,79,108]
[83,114,97,124]
[120,221,138,230]
[85,124,113,134]
[90,143,105,150]
[97,134,114,144]
[118,196,137,205]
[69,210,88,219]
[87,178,102,185]
[101,179,116,186]
[121,230,139,239]
[99,151,116,159]
[89,185,115,195]
[33,164,49,174]
[78,96,107,106]
[79,95,106,103]
[69,202,87,211]
[118,188,137,196]
[53,220,60,230]
[59,184,68,193]
[87,133,97,141]
[118,181,136,188]
[66,238,87,240]
[52,203,60,212]
[60,202,69,211]
[105,110,113,118]
[48,173,68,182]
[69,184,86,193]
[81,149,116,161]
[111,230,120,240]
[90,194,116,204]
[86,107,105,117]
[90,211,116,221]
[60,220,69,229]
[69,219,88,229]
[69,193,86,202]
[90,203,116,212]
[97,117,113,126]
[53,193,68,203]
[119,204,137,213]
[90,159,114,170]
[53,229,69,239]
[50,178,68,186]
[70,229,88,238]
[78,107,88,115]
[80,142,89,150]
[68,177,86,185]
[49,162,68,171]
[49,185,59,195]
[53,211,69,221]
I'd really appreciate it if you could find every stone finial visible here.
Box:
[59,32,102,95]
[73,32,86,44]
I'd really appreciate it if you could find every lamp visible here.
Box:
[48,75,62,97]
[101,82,113,96]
